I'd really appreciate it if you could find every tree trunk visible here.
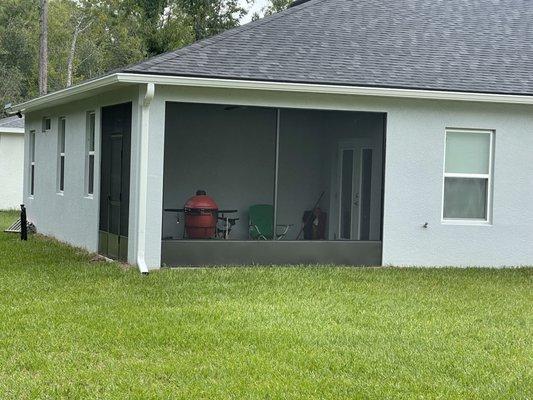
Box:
[66,27,80,87]
[39,0,48,96]
[194,16,202,41]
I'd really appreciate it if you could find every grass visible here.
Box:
[0,210,531,399]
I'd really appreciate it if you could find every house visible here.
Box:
[0,116,24,210]
[8,0,533,271]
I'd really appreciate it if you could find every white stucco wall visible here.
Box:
[150,86,533,267]
[23,82,533,268]
[23,87,140,257]
[0,131,24,209]
[383,100,533,267]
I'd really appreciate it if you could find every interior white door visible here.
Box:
[337,141,376,240]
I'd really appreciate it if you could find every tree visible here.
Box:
[132,0,170,56]
[47,0,147,89]
[0,0,40,102]
[0,64,23,117]
[263,0,292,15]
[38,0,48,95]
[0,0,254,109]
[251,0,291,21]
[66,11,93,87]
[177,0,248,41]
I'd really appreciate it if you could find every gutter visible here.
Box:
[121,74,533,105]
[9,72,533,114]
[136,82,155,275]
[0,127,24,134]
[9,74,121,114]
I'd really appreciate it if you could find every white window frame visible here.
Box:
[29,130,36,197]
[57,117,66,194]
[441,128,494,225]
[85,111,96,197]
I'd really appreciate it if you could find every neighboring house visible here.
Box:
[8,0,533,271]
[0,116,24,210]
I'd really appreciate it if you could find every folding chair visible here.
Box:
[248,204,292,240]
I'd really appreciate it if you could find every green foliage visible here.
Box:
[178,0,249,41]
[0,64,24,113]
[251,0,291,22]
[264,0,292,15]
[0,210,532,399]
[0,0,255,116]
[69,0,147,80]
[0,0,40,112]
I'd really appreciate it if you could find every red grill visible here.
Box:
[183,190,218,239]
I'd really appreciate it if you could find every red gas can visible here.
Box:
[184,190,218,239]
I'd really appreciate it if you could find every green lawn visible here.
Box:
[0,211,531,399]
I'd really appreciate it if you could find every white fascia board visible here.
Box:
[11,72,533,114]
[0,127,24,134]
[117,73,533,105]
[11,74,121,114]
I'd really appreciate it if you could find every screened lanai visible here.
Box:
[161,102,386,266]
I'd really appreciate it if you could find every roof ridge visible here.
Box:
[125,0,329,71]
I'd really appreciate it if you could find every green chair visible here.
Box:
[249,205,292,240]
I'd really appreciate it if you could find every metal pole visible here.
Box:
[272,109,280,240]
[20,204,27,241]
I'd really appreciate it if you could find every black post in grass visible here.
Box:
[20,204,27,241]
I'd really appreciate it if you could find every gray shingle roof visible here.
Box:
[0,115,24,130]
[124,0,533,96]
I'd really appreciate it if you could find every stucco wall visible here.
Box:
[0,132,24,210]
[23,87,140,256]
[24,83,533,268]
[151,85,533,267]
[383,100,533,267]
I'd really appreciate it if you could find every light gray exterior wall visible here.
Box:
[151,86,533,267]
[23,83,533,268]
[23,87,141,261]
[383,100,533,267]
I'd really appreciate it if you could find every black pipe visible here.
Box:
[20,204,27,241]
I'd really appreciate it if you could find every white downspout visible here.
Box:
[137,83,155,274]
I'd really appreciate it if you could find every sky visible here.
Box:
[240,0,270,23]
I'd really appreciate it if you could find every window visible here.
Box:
[86,112,96,195]
[442,129,494,222]
[42,117,51,132]
[57,117,66,193]
[29,130,36,196]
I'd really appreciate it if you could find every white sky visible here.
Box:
[240,0,270,23]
